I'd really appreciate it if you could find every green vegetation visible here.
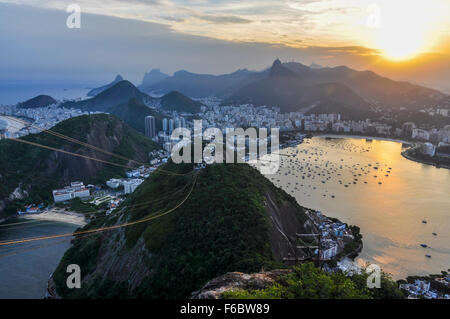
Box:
[160,91,202,113]
[54,163,307,298]
[343,225,363,255]
[55,197,97,215]
[222,262,404,299]
[108,98,163,133]
[53,233,103,297]
[61,80,151,112]
[0,114,158,217]
[223,263,372,299]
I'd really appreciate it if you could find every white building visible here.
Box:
[52,182,90,203]
[436,109,449,117]
[123,179,143,194]
[106,178,121,189]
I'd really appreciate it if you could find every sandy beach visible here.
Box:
[22,207,87,226]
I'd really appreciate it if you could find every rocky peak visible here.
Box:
[191,269,292,299]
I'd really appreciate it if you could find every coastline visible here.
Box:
[313,133,412,145]
[401,149,450,170]
[22,207,87,226]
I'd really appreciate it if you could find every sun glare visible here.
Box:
[371,0,448,61]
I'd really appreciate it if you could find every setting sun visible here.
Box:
[370,0,448,61]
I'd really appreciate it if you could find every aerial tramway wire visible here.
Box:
[0,232,99,260]
[3,115,146,166]
[0,175,194,233]
[0,173,197,247]
[5,119,194,176]
[10,137,137,169]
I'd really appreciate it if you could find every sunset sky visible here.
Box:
[1,0,449,93]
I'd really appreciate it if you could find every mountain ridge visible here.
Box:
[225,61,371,119]
[139,60,446,113]
[160,91,203,113]
[87,75,124,97]
[61,80,155,112]
[0,114,158,218]
[139,69,169,92]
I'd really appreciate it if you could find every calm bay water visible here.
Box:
[270,136,450,279]
[0,219,78,298]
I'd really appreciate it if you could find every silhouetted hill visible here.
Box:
[141,60,446,112]
[270,59,296,77]
[61,80,155,112]
[139,69,169,92]
[18,95,57,108]
[108,98,163,133]
[160,91,202,113]
[140,69,266,98]
[225,60,370,119]
[87,75,124,97]
[283,63,446,110]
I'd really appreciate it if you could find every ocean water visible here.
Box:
[270,136,450,279]
[0,219,78,299]
[0,83,90,105]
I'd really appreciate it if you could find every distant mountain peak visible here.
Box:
[139,69,169,90]
[87,74,126,97]
[272,58,282,68]
[270,59,295,77]
[61,79,153,112]
[18,95,57,108]
[309,62,323,69]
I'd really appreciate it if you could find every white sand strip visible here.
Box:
[22,208,87,226]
